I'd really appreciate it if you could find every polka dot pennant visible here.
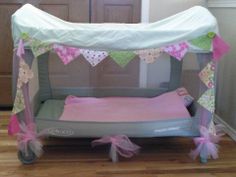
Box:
[80,49,108,67]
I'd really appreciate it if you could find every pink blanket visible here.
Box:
[59,91,191,122]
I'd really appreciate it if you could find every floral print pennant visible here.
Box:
[20,33,52,58]
[109,51,136,68]
[53,44,81,65]
[12,89,25,114]
[134,48,162,63]
[17,59,34,89]
[81,49,108,67]
[199,61,216,89]
[162,42,189,60]
[198,88,215,113]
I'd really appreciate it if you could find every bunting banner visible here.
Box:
[12,89,25,114]
[81,49,108,67]
[199,61,216,89]
[17,59,34,89]
[134,48,162,63]
[53,44,81,65]
[190,33,213,50]
[162,42,189,60]
[198,88,215,113]
[109,51,136,68]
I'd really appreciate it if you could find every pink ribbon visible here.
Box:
[8,114,20,135]
[212,34,230,61]
[190,126,222,160]
[17,122,46,157]
[92,135,140,158]
[17,39,25,58]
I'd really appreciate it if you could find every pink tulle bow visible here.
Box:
[190,126,222,160]
[92,135,140,159]
[17,122,45,157]
[212,34,230,61]
[17,39,25,58]
[8,114,20,135]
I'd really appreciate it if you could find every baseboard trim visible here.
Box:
[208,0,236,8]
[214,114,236,141]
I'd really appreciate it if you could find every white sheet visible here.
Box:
[12,4,218,51]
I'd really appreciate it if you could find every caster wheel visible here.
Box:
[18,149,37,164]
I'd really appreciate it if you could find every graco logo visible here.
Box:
[47,128,74,137]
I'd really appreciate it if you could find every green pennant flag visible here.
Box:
[190,32,215,51]
[109,51,136,68]
[20,33,52,58]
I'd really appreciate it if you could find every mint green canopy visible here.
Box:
[12,4,218,51]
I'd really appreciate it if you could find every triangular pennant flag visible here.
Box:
[198,88,215,113]
[162,42,189,60]
[109,51,136,68]
[53,44,81,65]
[27,38,52,58]
[12,89,25,114]
[212,34,230,61]
[19,33,63,59]
[199,61,216,89]
[81,49,108,67]
[190,34,212,51]
[8,114,20,135]
[134,48,162,63]
[17,59,34,89]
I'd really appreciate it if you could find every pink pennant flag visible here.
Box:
[53,44,81,65]
[163,42,189,61]
[8,114,20,135]
[17,39,25,58]
[212,35,230,61]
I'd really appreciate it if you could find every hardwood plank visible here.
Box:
[0,112,236,177]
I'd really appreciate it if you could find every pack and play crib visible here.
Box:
[8,4,230,164]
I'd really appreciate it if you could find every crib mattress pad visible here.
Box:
[57,91,190,122]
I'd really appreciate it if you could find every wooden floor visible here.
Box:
[0,111,236,177]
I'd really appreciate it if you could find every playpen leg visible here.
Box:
[109,145,119,163]
[18,144,37,165]
[200,156,208,164]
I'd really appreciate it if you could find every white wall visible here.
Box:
[208,0,236,139]
[140,0,206,88]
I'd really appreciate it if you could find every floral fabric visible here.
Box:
[21,33,52,57]
[12,89,25,114]
[162,42,189,60]
[17,59,34,89]
[134,48,162,63]
[198,88,215,113]
[109,51,136,68]
[53,44,81,65]
[199,61,215,89]
[81,49,108,66]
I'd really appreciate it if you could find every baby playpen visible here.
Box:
[8,4,230,164]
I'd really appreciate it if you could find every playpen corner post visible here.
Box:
[169,56,183,91]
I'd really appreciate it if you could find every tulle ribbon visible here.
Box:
[92,135,140,162]
[17,122,46,157]
[17,39,25,58]
[8,114,20,135]
[190,126,223,160]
